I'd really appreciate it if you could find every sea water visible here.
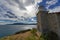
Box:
[0,25,37,37]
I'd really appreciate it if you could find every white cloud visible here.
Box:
[35,0,42,3]
[0,0,42,24]
[46,0,57,5]
[49,6,60,13]
[0,0,42,18]
[45,0,60,13]
[46,0,58,9]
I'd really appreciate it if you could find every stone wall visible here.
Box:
[48,13,60,37]
[37,11,49,33]
[37,12,60,37]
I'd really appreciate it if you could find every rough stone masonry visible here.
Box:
[37,6,60,38]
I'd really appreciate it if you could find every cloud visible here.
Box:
[46,0,58,9]
[0,0,42,18]
[35,0,42,3]
[45,0,60,13]
[0,0,42,24]
[49,6,60,13]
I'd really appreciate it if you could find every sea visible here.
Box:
[0,25,37,37]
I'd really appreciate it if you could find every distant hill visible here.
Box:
[7,22,37,25]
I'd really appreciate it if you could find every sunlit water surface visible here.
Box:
[0,25,37,37]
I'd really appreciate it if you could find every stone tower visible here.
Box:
[37,6,49,33]
[48,13,60,37]
[37,6,60,38]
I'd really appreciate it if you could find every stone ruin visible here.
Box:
[37,6,60,38]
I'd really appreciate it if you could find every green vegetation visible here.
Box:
[31,28,37,36]
[26,35,37,40]
[26,28,38,40]
[15,29,31,34]
[40,31,59,40]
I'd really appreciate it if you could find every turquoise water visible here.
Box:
[0,25,37,37]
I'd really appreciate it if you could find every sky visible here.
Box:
[0,0,41,17]
[0,0,60,24]
[39,0,60,13]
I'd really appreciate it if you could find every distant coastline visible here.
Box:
[7,23,37,25]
